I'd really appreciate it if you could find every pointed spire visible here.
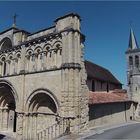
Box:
[128,28,139,50]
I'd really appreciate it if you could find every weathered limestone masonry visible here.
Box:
[0,13,89,139]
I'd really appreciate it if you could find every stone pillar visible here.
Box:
[2,107,8,131]
[29,55,33,72]
[0,62,2,76]
[41,52,45,70]
[32,54,36,71]
[0,107,2,130]
[60,26,89,134]
[23,113,29,140]
[51,50,55,68]
[37,54,41,71]
[32,113,37,139]
[17,57,21,74]
[16,113,24,140]
[47,52,51,69]
[9,59,12,75]
[29,113,33,139]
[57,49,62,68]
[5,61,9,75]
[20,45,26,73]
[43,52,47,69]
[13,59,17,74]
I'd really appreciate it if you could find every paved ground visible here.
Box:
[57,121,140,140]
[85,122,140,139]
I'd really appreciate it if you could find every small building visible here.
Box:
[88,90,137,127]
[85,60,122,92]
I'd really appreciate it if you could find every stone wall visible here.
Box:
[89,102,135,128]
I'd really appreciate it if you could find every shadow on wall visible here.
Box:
[89,102,136,126]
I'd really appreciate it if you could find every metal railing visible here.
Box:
[37,117,71,140]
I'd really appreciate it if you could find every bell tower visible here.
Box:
[126,28,140,101]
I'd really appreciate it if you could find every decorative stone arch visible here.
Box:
[0,55,7,76]
[7,53,13,61]
[14,51,22,73]
[26,88,59,114]
[0,80,18,132]
[26,48,34,56]
[15,51,21,58]
[0,54,6,61]
[43,43,52,52]
[25,89,60,137]
[0,37,12,51]
[52,41,62,49]
[0,80,18,103]
[34,46,42,54]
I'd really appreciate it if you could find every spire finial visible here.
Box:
[128,23,139,50]
[12,13,18,27]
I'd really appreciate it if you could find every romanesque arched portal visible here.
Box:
[25,89,59,139]
[0,81,17,132]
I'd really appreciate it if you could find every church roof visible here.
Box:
[85,60,122,85]
[0,27,30,35]
[128,28,139,50]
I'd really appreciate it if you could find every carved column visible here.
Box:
[47,52,51,69]
[17,56,21,74]
[32,54,36,71]
[29,55,33,72]
[57,49,62,68]
[23,113,29,140]
[0,62,2,76]
[20,45,26,73]
[41,53,45,70]
[6,60,10,75]
[0,107,2,130]
[32,113,37,139]
[29,113,33,139]
[2,107,8,131]
[25,55,29,72]
[16,113,24,140]
[43,52,47,70]
[37,53,41,71]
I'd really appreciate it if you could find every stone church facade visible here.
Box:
[0,13,89,139]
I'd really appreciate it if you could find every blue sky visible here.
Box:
[0,1,140,87]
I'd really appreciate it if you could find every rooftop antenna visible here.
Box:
[12,13,18,27]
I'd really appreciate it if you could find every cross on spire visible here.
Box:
[12,13,18,27]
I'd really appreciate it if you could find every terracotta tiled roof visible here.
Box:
[85,60,122,85]
[88,90,130,104]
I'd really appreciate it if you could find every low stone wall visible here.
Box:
[89,101,136,128]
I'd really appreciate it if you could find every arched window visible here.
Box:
[135,55,139,67]
[0,37,12,51]
[1,57,6,76]
[129,56,133,66]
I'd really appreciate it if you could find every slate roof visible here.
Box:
[85,60,122,85]
[88,90,130,104]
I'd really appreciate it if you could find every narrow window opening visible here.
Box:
[135,55,139,68]
[92,80,95,91]
[3,61,6,75]
[129,56,133,66]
